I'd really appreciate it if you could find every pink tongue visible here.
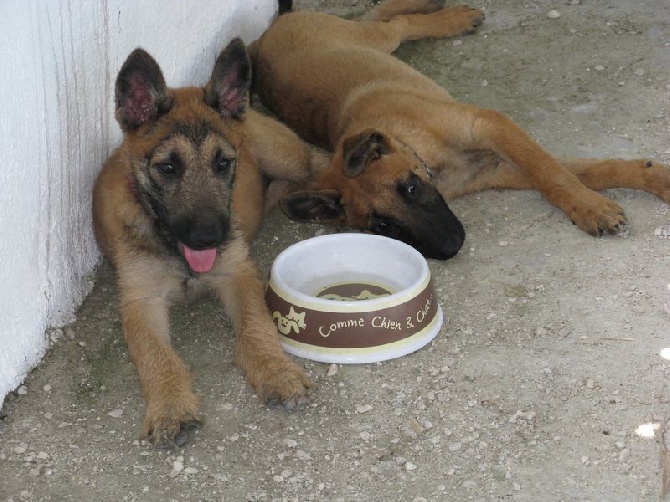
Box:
[179,243,217,273]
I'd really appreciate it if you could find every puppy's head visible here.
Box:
[281,130,465,260]
[114,39,251,273]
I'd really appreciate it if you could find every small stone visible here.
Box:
[536,327,547,336]
[634,68,645,77]
[586,378,595,389]
[296,449,312,461]
[356,404,373,414]
[498,240,509,247]
[453,40,463,47]
[273,475,284,482]
[14,442,28,454]
[448,442,462,452]
[326,364,339,377]
[107,409,123,418]
[594,65,605,71]
[43,384,52,393]
[547,10,561,19]
[359,431,372,441]
[405,461,418,471]
[581,455,589,464]
[284,439,298,448]
[173,460,184,472]
[17,385,28,395]
[184,467,198,474]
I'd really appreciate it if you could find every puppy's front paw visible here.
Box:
[568,192,626,236]
[241,352,314,410]
[257,360,314,410]
[450,6,485,33]
[143,390,202,449]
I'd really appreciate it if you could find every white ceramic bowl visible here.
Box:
[265,233,443,364]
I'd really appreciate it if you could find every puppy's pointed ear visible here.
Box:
[280,189,344,223]
[205,38,251,120]
[115,48,172,131]
[342,130,392,177]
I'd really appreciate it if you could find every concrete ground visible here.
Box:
[1,0,669,500]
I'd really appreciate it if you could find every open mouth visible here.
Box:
[178,242,218,273]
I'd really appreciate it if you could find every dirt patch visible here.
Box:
[1,1,669,500]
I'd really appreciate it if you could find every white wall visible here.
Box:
[0,0,276,406]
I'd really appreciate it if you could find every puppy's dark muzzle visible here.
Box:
[173,216,230,250]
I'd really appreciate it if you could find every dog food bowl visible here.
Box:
[265,233,443,364]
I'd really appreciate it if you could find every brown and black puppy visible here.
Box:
[250,0,670,259]
[92,39,322,447]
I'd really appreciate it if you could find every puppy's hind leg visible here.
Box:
[359,5,484,53]
[360,0,446,21]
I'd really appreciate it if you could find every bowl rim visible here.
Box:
[268,233,431,312]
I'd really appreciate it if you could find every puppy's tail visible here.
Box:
[360,0,445,22]
[277,0,292,15]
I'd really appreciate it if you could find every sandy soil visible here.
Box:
[1,1,669,500]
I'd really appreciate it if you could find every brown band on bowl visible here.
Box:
[265,280,439,348]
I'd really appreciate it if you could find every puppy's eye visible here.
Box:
[372,219,389,233]
[215,157,232,174]
[406,179,417,196]
[398,175,420,200]
[156,162,177,176]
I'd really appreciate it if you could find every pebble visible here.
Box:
[108,409,124,418]
[296,449,312,461]
[586,378,595,389]
[14,442,28,454]
[498,240,509,247]
[405,461,418,471]
[359,431,372,442]
[654,226,670,239]
[173,459,184,472]
[634,69,645,77]
[356,404,373,414]
[448,442,462,452]
[17,385,27,395]
[284,439,298,448]
[594,65,605,71]
[547,10,561,19]
[326,364,339,377]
